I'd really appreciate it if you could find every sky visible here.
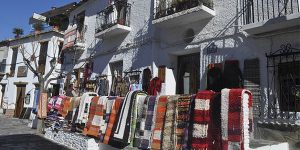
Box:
[0,0,79,41]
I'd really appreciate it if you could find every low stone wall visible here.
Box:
[44,128,98,150]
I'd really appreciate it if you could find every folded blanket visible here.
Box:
[151,96,168,150]
[133,96,149,147]
[221,89,252,150]
[83,96,100,137]
[100,96,116,142]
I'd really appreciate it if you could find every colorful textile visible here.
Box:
[139,96,157,149]
[129,84,143,91]
[162,95,178,150]
[176,95,192,150]
[191,91,215,150]
[103,97,123,144]
[59,97,71,117]
[221,89,252,150]
[77,92,98,124]
[129,93,147,146]
[151,96,168,150]
[148,77,162,96]
[83,96,100,137]
[133,96,149,147]
[100,96,116,142]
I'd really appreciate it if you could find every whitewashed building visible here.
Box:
[61,0,300,149]
[0,31,64,118]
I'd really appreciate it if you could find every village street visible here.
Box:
[0,114,70,150]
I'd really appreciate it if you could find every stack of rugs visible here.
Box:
[47,88,253,150]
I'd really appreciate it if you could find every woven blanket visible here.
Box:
[133,96,149,147]
[176,95,192,150]
[100,96,116,142]
[83,96,99,137]
[151,96,168,150]
[139,96,157,149]
[162,95,179,150]
[113,91,135,143]
[191,91,215,150]
[59,97,71,117]
[103,97,123,144]
[221,89,252,150]
[129,93,147,146]
[77,92,98,124]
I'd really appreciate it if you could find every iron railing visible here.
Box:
[242,0,300,25]
[95,1,131,33]
[154,0,214,20]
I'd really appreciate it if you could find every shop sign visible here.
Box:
[206,42,218,54]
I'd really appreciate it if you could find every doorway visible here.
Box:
[14,84,26,118]
[0,84,6,108]
[177,53,200,94]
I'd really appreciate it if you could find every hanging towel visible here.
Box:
[221,89,252,150]
[162,95,179,150]
[151,96,168,150]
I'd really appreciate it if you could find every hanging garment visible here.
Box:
[142,68,152,92]
[103,97,123,145]
[77,92,98,124]
[97,78,109,96]
[175,95,192,150]
[162,95,178,150]
[151,96,168,150]
[133,96,149,147]
[148,77,162,96]
[191,91,216,150]
[139,96,158,149]
[100,96,117,142]
[83,96,100,137]
[207,63,223,92]
[221,89,252,150]
[223,60,243,88]
[128,93,147,146]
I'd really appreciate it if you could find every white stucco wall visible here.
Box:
[0,32,63,109]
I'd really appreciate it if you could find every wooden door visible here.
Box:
[14,85,26,118]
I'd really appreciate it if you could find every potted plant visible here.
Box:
[12,28,24,38]
[49,18,61,31]
[33,22,44,34]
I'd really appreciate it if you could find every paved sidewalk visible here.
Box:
[0,114,70,150]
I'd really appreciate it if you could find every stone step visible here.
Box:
[250,139,289,150]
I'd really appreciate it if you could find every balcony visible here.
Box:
[95,1,131,38]
[152,0,215,28]
[242,0,300,35]
[62,25,85,51]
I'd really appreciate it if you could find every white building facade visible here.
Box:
[0,31,63,118]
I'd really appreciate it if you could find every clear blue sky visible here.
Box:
[0,0,79,41]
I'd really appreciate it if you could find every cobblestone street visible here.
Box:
[0,115,70,150]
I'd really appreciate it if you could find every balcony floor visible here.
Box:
[95,24,131,39]
[152,5,215,28]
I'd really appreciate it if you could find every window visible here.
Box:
[278,61,300,112]
[38,41,48,74]
[10,47,18,76]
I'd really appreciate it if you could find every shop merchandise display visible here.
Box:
[43,86,252,150]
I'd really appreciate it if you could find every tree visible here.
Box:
[19,34,62,133]
[12,28,24,38]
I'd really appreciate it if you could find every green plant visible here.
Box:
[33,22,44,31]
[49,18,61,26]
[12,28,24,38]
